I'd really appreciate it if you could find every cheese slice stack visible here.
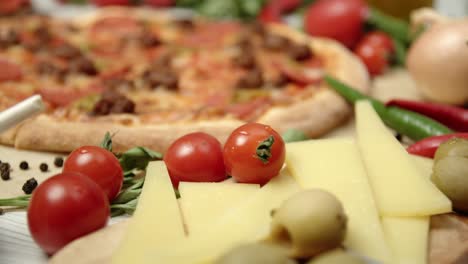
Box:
[355,101,451,216]
[112,161,185,264]
[286,139,391,262]
[178,181,259,235]
[141,169,301,263]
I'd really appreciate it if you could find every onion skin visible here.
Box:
[407,20,468,105]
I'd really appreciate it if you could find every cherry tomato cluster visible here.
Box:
[28,146,123,255]
[261,0,396,77]
[164,123,286,187]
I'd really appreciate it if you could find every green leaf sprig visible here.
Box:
[0,133,163,217]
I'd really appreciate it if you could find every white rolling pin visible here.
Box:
[0,95,44,134]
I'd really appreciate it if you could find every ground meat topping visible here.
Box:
[70,56,98,76]
[0,28,19,48]
[237,68,264,88]
[92,90,136,116]
[142,69,178,90]
[53,43,82,60]
[263,33,290,51]
[289,43,313,61]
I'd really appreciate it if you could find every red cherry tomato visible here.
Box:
[143,0,175,7]
[91,0,131,6]
[224,123,285,185]
[0,0,27,15]
[304,0,368,48]
[258,0,301,23]
[360,31,394,53]
[354,34,392,76]
[0,58,22,82]
[63,146,123,201]
[27,172,109,255]
[164,132,227,187]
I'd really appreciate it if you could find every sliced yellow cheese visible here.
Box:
[286,139,391,263]
[112,161,185,264]
[355,101,451,216]
[178,182,259,235]
[382,217,429,264]
[411,155,433,179]
[144,169,301,263]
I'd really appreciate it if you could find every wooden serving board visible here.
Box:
[1,69,467,263]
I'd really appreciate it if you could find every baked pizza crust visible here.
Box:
[258,24,369,136]
[4,8,369,153]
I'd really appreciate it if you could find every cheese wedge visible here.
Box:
[178,182,259,235]
[382,217,429,264]
[143,169,301,263]
[411,155,433,179]
[286,139,391,263]
[355,101,451,216]
[112,161,185,264]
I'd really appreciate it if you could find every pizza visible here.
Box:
[0,7,369,153]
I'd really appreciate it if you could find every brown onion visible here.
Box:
[407,17,468,105]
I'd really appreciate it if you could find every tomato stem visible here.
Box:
[256,136,275,164]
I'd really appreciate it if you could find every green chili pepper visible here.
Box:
[367,7,412,45]
[325,75,453,141]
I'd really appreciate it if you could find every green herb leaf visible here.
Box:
[282,129,309,143]
[392,37,406,66]
[197,0,240,19]
[119,147,163,172]
[100,132,113,152]
[256,135,275,164]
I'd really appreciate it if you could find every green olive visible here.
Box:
[306,249,366,264]
[431,155,468,212]
[215,243,296,264]
[434,138,468,162]
[265,189,347,258]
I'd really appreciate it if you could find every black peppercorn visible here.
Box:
[1,170,10,181]
[54,157,64,168]
[39,163,48,172]
[19,161,29,170]
[0,162,10,172]
[22,178,38,194]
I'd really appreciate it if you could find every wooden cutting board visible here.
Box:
[2,69,467,263]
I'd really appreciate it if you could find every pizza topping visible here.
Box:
[92,90,135,115]
[263,33,290,51]
[0,58,22,82]
[233,52,256,69]
[36,60,67,80]
[175,18,195,30]
[140,32,162,48]
[248,21,266,36]
[70,57,98,76]
[288,43,313,61]
[39,163,48,172]
[142,69,178,90]
[53,42,82,60]
[0,28,20,48]
[237,68,264,88]
[104,77,135,92]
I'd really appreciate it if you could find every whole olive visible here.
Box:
[306,249,366,264]
[265,189,347,258]
[432,155,468,212]
[434,138,468,162]
[215,243,296,264]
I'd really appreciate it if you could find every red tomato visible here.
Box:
[164,132,227,187]
[63,146,123,201]
[91,0,131,6]
[0,58,22,82]
[354,36,393,76]
[224,123,285,185]
[360,31,394,53]
[258,0,301,23]
[143,0,175,7]
[27,172,109,255]
[304,0,368,48]
[0,0,27,14]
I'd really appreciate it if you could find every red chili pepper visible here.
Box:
[386,99,468,132]
[258,0,302,23]
[407,133,468,158]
